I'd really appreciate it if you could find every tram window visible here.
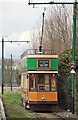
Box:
[45,74,49,84]
[38,74,50,91]
[45,74,50,91]
[38,84,45,91]
[38,74,45,91]
[51,77,56,91]
[30,75,36,91]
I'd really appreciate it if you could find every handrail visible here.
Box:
[20,49,57,59]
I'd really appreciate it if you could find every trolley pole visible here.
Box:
[10,54,12,91]
[39,12,45,53]
[2,37,4,94]
[71,0,77,114]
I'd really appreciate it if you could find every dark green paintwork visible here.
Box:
[27,58,36,70]
[51,58,58,70]
[21,58,58,71]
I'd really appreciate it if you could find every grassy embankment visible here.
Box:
[1,92,38,118]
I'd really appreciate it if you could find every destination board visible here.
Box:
[37,59,51,70]
[38,60,49,67]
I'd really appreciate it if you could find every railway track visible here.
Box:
[30,111,69,120]
[30,112,77,120]
[36,112,62,119]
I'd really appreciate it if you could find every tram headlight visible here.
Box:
[42,97,46,101]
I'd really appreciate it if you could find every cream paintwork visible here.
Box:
[27,54,58,58]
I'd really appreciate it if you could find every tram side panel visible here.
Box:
[21,73,29,106]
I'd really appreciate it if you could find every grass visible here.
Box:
[1,92,36,118]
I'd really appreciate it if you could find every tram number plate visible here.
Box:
[38,60,49,67]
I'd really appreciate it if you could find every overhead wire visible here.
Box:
[32,4,72,32]
[31,4,50,30]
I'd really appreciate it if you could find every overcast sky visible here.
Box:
[0,0,75,59]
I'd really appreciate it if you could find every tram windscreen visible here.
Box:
[38,74,50,91]
[29,74,57,92]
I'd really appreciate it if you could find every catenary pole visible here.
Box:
[10,54,12,91]
[2,37,4,94]
[1,39,30,94]
[71,0,77,114]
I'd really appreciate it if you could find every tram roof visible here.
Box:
[20,49,58,59]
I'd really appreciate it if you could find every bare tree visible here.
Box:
[31,29,41,49]
[43,5,72,54]
[31,5,72,54]
[4,59,10,86]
